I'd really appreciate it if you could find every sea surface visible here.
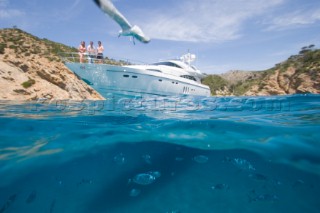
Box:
[0,94,319,213]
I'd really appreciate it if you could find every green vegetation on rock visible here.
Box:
[201,75,228,95]
[202,45,320,96]
[0,28,77,62]
[21,78,35,88]
[0,43,6,54]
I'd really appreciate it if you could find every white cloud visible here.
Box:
[139,0,284,42]
[0,0,24,18]
[265,9,320,31]
[0,9,24,18]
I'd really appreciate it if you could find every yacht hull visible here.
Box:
[65,63,210,97]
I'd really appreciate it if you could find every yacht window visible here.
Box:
[123,75,129,77]
[180,75,197,81]
[132,76,138,78]
[191,65,198,71]
[152,62,182,69]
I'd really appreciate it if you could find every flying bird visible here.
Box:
[93,0,150,44]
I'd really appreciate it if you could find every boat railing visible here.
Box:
[59,52,147,66]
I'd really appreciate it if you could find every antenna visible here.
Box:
[180,51,196,65]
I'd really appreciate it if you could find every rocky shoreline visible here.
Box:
[202,46,320,96]
[1,28,319,100]
[0,28,104,101]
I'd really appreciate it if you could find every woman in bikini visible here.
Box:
[78,41,86,63]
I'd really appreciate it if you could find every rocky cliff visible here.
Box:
[0,28,104,101]
[1,28,319,99]
[202,46,320,96]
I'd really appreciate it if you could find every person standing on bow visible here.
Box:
[78,41,86,63]
[96,41,104,64]
[87,41,96,63]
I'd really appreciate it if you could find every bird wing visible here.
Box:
[93,0,132,31]
[93,0,150,43]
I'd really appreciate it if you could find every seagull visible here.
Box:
[93,0,150,44]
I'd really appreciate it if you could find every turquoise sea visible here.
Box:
[0,94,319,213]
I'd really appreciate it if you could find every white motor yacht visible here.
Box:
[62,53,210,97]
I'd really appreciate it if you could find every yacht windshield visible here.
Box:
[190,65,198,71]
[152,62,182,69]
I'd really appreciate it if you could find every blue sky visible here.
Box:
[1,0,320,74]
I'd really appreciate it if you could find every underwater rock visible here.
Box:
[8,194,17,202]
[142,154,152,164]
[270,179,283,187]
[113,153,126,165]
[248,190,279,202]
[26,190,37,204]
[292,179,305,188]
[0,204,6,213]
[149,171,161,178]
[129,188,141,197]
[232,158,255,171]
[193,155,209,163]
[54,177,63,186]
[291,179,314,189]
[133,173,155,185]
[0,194,17,213]
[211,183,230,190]
[222,156,232,163]
[49,199,56,213]
[132,171,161,185]
[249,193,279,202]
[175,157,184,161]
[248,173,268,181]
[77,178,93,186]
